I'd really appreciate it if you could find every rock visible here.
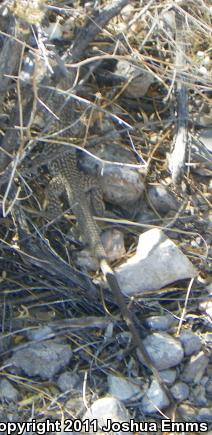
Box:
[115,229,197,295]
[179,330,202,356]
[170,381,189,401]
[181,351,209,383]
[27,326,54,341]
[159,10,176,37]
[101,230,125,262]
[145,314,175,331]
[159,369,177,385]
[200,376,209,387]
[57,371,80,393]
[141,379,170,414]
[137,332,184,370]
[196,407,212,422]
[8,340,73,380]
[43,22,63,40]
[83,397,130,434]
[205,380,212,396]
[79,143,145,208]
[114,60,154,98]
[199,298,212,319]
[206,283,212,294]
[147,185,180,215]
[101,165,145,207]
[205,332,212,347]
[107,374,143,401]
[0,379,19,402]
[75,248,99,271]
[191,384,208,406]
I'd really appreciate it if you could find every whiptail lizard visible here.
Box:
[44,144,179,417]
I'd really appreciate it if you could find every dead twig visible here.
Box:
[168,11,189,184]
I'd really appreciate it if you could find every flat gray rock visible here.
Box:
[8,340,73,380]
[107,374,143,401]
[116,229,197,295]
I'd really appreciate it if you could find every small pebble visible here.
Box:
[27,326,54,341]
[108,374,143,401]
[179,330,202,356]
[57,372,80,392]
[181,351,209,383]
[191,385,208,406]
[145,314,175,331]
[196,407,212,422]
[147,185,179,214]
[205,380,212,396]
[159,369,177,385]
[141,379,170,414]
[170,381,189,401]
[0,379,19,402]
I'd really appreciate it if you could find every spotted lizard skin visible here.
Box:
[45,144,106,260]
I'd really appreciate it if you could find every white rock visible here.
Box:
[116,229,197,295]
[137,332,184,370]
[107,374,143,401]
[83,397,130,434]
[141,379,170,414]
[199,66,208,75]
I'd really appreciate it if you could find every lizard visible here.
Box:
[43,143,180,417]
